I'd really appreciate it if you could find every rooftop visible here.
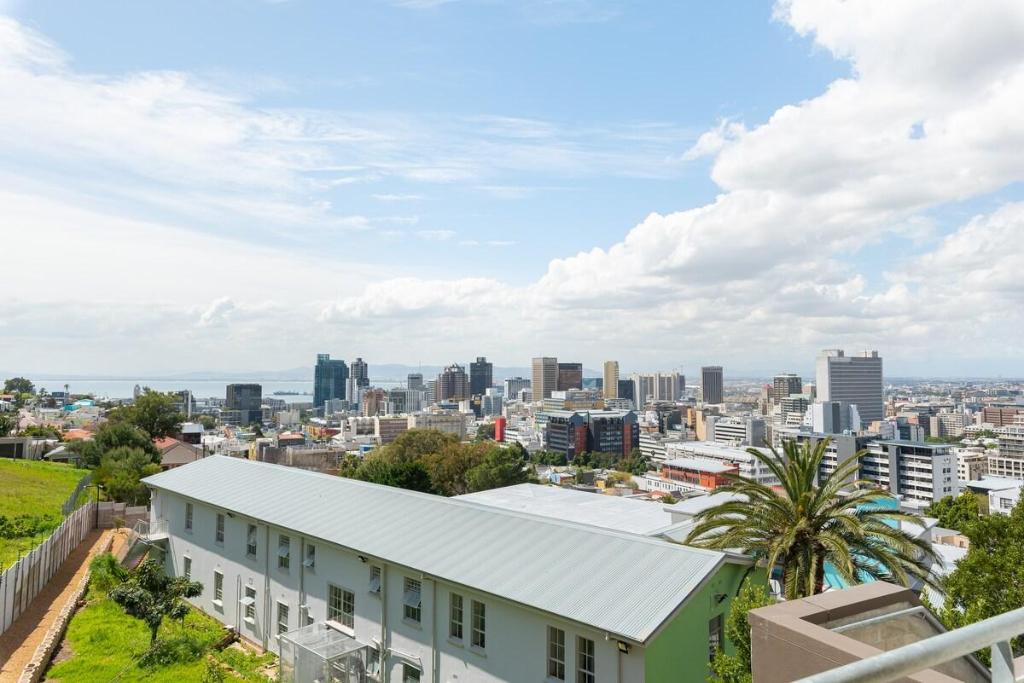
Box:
[871,440,952,450]
[144,456,731,644]
[662,457,737,474]
[455,483,683,536]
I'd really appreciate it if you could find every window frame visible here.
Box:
[470,599,486,650]
[547,626,566,680]
[449,593,464,641]
[246,523,258,556]
[708,613,724,662]
[576,636,595,683]
[277,601,290,636]
[184,502,193,531]
[183,555,191,580]
[213,570,224,606]
[328,584,356,631]
[244,586,257,624]
[304,543,316,569]
[369,565,381,595]
[215,513,225,544]
[278,534,291,570]
[402,664,421,683]
[402,577,422,623]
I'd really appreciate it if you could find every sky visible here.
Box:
[1,0,1023,378]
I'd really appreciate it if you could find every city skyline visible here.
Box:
[2,1,1023,377]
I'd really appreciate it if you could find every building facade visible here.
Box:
[815,349,884,426]
[531,357,558,401]
[143,457,754,683]
[314,354,349,410]
[226,383,263,425]
[542,409,639,459]
[351,358,370,389]
[437,364,470,402]
[470,357,493,397]
[556,363,583,392]
[701,367,723,405]
[771,374,802,403]
[603,361,619,399]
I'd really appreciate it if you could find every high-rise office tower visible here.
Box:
[631,372,685,405]
[531,357,559,400]
[351,357,370,388]
[437,363,470,401]
[407,373,424,391]
[815,349,883,426]
[557,362,583,391]
[503,376,530,400]
[772,373,802,403]
[313,354,349,409]
[701,366,724,404]
[226,383,262,425]
[603,361,619,399]
[470,356,493,396]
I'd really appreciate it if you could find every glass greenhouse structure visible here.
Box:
[279,622,375,683]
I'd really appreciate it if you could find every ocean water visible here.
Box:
[29,378,403,402]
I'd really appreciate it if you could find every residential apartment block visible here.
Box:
[143,457,754,683]
[541,409,639,459]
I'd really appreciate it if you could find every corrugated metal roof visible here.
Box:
[143,456,725,644]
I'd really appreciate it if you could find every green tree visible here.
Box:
[3,377,34,395]
[377,429,459,463]
[617,451,651,475]
[685,439,939,600]
[421,442,487,496]
[69,422,158,468]
[475,422,496,441]
[931,499,1024,659]
[96,446,161,505]
[18,424,63,440]
[108,390,184,439]
[925,491,982,532]
[466,446,533,492]
[197,415,217,430]
[355,456,436,494]
[0,415,14,437]
[530,450,568,466]
[110,558,203,645]
[709,579,774,683]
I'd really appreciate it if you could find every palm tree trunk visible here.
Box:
[814,554,826,595]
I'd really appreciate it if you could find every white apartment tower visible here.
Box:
[815,349,884,427]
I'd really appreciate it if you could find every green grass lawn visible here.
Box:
[47,587,275,682]
[0,459,91,568]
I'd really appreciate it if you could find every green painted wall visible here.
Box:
[644,562,767,683]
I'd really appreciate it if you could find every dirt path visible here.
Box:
[0,529,127,682]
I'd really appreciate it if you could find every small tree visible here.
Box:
[710,578,774,683]
[0,415,13,437]
[110,559,202,645]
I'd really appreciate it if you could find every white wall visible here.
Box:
[153,492,648,682]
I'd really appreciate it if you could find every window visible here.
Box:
[183,556,191,580]
[367,647,381,679]
[403,577,421,623]
[369,566,381,594]
[329,585,355,629]
[470,600,486,649]
[184,503,193,531]
[215,513,225,543]
[304,543,316,568]
[213,571,223,604]
[449,593,463,640]
[547,626,565,680]
[278,535,290,570]
[246,524,257,556]
[244,586,257,624]
[708,613,723,662]
[402,664,421,683]
[576,636,595,683]
[277,602,289,635]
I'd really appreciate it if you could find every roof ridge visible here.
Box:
[145,456,725,558]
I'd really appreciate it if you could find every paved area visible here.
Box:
[0,529,125,682]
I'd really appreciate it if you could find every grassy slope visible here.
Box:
[0,459,90,568]
[48,587,274,682]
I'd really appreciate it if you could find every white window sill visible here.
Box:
[212,599,223,609]
[326,620,356,638]
[469,645,486,658]
[402,617,422,629]
[447,636,464,648]
[243,617,256,627]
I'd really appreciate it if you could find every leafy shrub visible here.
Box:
[89,552,127,592]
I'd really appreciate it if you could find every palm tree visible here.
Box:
[684,438,940,600]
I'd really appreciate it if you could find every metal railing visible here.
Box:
[795,605,1024,683]
[132,518,167,541]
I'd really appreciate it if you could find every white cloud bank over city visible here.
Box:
[2,0,1024,376]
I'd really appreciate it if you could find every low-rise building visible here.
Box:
[143,457,757,683]
[861,440,958,505]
